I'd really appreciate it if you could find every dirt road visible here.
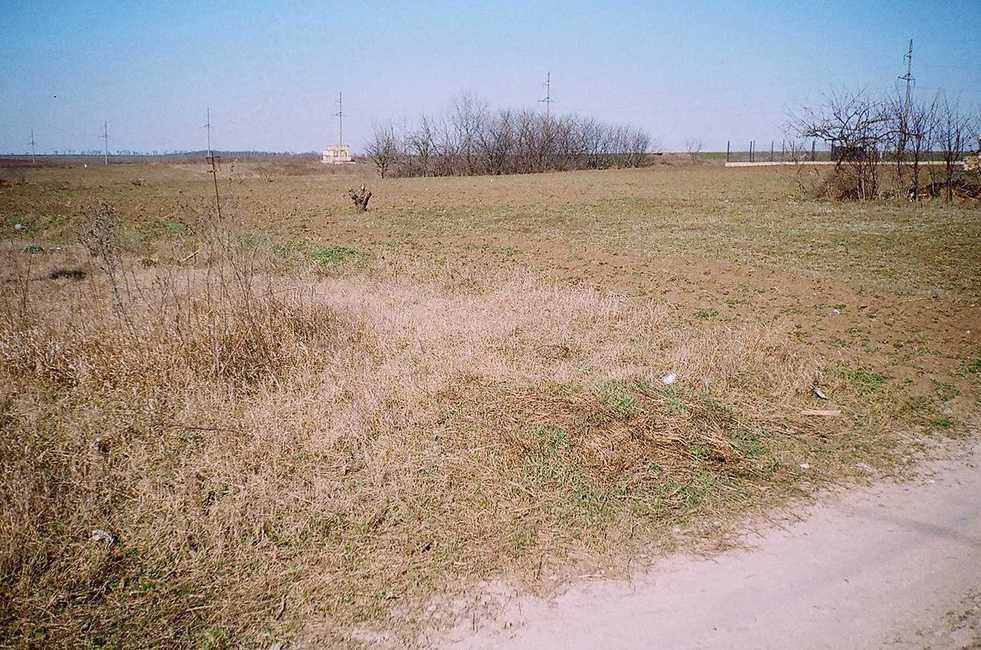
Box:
[444,441,981,649]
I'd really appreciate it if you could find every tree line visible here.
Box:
[365,94,653,178]
[793,89,979,201]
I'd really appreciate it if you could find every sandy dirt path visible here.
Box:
[443,441,981,649]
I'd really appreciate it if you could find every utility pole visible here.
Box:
[204,107,213,158]
[30,129,37,167]
[201,107,221,218]
[335,92,344,145]
[103,121,110,166]
[539,72,552,120]
[539,72,553,171]
[899,39,914,114]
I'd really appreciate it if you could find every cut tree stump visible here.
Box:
[348,185,372,212]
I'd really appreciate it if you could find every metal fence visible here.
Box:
[723,141,959,165]
[724,140,829,164]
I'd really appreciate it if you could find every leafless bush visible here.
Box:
[816,165,867,201]
[786,141,821,198]
[685,138,703,162]
[80,201,138,329]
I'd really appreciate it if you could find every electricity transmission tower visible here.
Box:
[103,121,110,166]
[335,92,344,145]
[30,129,36,167]
[899,39,914,113]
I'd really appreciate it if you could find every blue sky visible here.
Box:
[1,0,979,153]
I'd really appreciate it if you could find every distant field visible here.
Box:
[2,159,979,647]
[0,152,322,167]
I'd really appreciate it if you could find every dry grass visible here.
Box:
[0,237,827,647]
[1,162,978,647]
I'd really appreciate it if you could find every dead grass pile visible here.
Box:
[1,232,844,646]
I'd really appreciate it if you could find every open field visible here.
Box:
[1,160,979,647]
[724,160,965,167]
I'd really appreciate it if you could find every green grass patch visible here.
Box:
[313,245,361,266]
[849,368,885,393]
[525,425,571,483]
[136,218,190,240]
[599,382,637,419]
[271,239,306,258]
[731,428,766,458]
[521,425,613,526]
[964,355,981,376]
[195,626,231,650]
[161,220,187,234]
[659,385,689,414]
[688,444,709,461]
[507,525,536,557]
[4,214,39,233]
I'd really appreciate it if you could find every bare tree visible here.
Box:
[904,94,938,200]
[477,109,517,174]
[450,93,488,175]
[685,138,703,162]
[365,124,402,179]
[794,89,890,200]
[364,94,653,178]
[404,114,439,177]
[934,95,973,202]
[885,91,910,188]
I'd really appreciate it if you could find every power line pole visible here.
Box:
[539,72,553,171]
[899,39,914,113]
[539,71,552,120]
[103,121,110,166]
[30,129,37,167]
[335,92,344,145]
[204,107,213,158]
